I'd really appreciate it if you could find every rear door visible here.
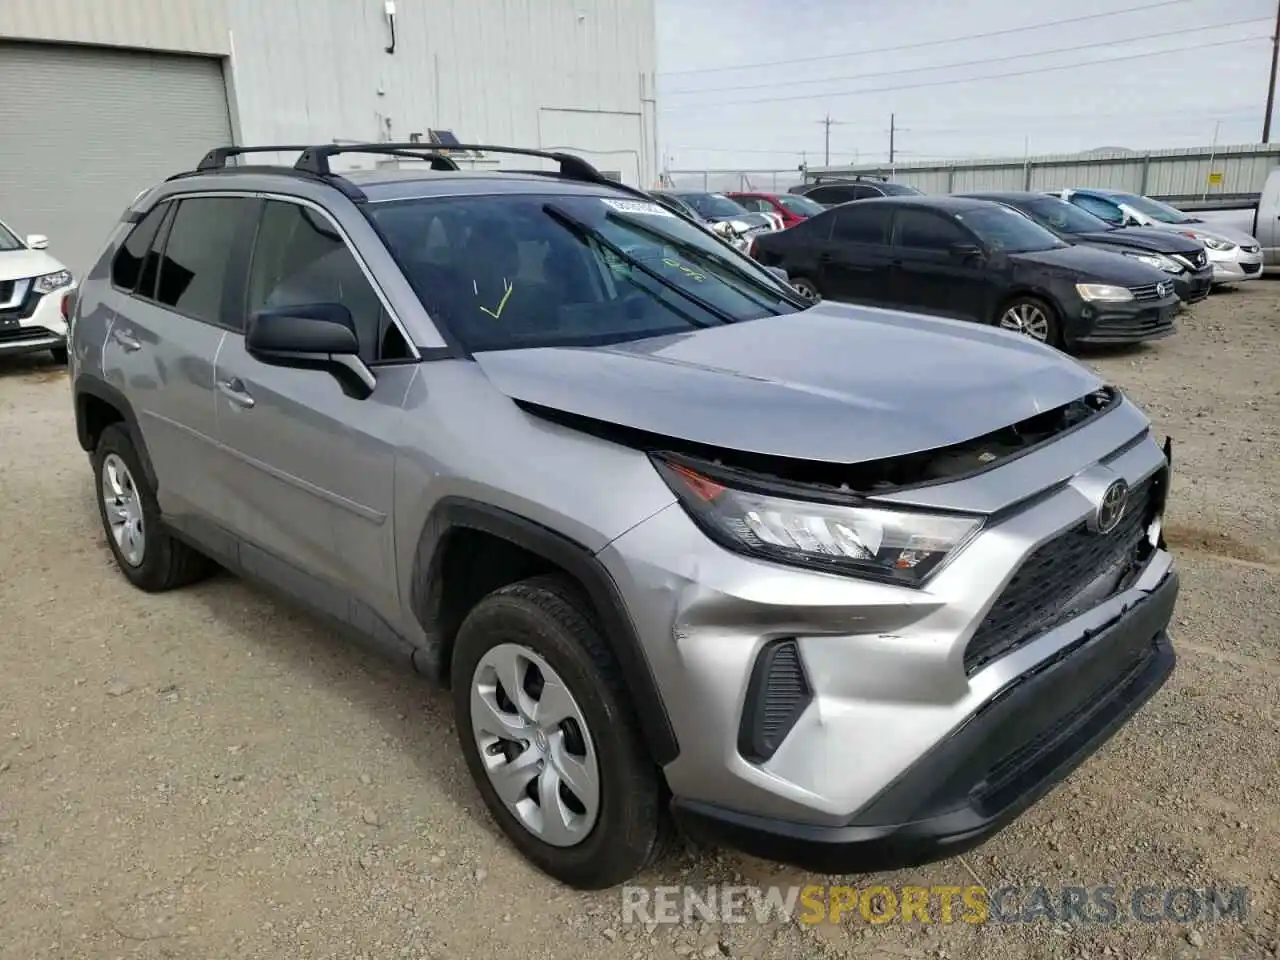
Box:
[212,197,415,627]
[102,195,255,530]
[819,203,895,304]
[888,208,989,321]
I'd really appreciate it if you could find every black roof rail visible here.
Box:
[195,145,316,171]
[294,142,632,192]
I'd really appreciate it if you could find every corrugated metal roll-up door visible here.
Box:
[0,41,232,276]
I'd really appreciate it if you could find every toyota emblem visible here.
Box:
[1093,479,1130,534]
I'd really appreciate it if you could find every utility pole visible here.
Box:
[816,114,847,166]
[889,113,896,166]
[1264,0,1280,142]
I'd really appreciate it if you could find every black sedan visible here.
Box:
[956,191,1213,304]
[748,196,1179,349]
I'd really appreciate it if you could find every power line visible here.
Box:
[662,17,1268,97]
[657,0,1200,77]
[659,34,1269,111]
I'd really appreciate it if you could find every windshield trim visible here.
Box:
[1110,191,1194,224]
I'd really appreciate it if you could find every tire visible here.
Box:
[49,345,68,365]
[92,424,212,592]
[790,275,822,302]
[450,574,663,889]
[995,294,1062,348]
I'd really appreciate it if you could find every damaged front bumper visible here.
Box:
[599,402,1177,869]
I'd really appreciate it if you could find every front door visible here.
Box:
[888,208,989,322]
[212,198,412,626]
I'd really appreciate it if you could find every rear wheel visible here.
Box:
[790,276,822,302]
[996,295,1061,347]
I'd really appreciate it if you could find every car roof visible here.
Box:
[956,191,1051,203]
[838,195,995,212]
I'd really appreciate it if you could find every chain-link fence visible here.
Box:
[664,169,804,193]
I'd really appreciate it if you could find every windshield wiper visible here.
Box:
[543,203,739,327]
[603,210,808,311]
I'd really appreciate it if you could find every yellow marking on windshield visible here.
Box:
[662,257,706,282]
[479,278,515,319]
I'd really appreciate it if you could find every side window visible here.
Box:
[831,204,893,244]
[808,186,855,205]
[894,209,969,251]
[154,197,258,326]
[1072,195,1123,224]
[247,200,411,363]
[734,196,765,212]
[110,202,169,292]
[851,184,880,200]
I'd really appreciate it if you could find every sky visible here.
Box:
[655,0,1278,174]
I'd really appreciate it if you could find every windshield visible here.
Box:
[368,194,803,352]
[678,192,751,219]
[1112,192,1196,224]
[0,220,21,252]
[954,204,1068,253]
[776,194,824,216]
[1019,196,1114,235]
[879,182,924,196]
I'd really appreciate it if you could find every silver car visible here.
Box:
[70,143,1179,889]
[1054,188,1263,285]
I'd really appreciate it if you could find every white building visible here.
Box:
[0,0,659,273]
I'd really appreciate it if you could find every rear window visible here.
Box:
[368,193,801,352]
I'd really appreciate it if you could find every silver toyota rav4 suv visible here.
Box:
[69,143,1179,890]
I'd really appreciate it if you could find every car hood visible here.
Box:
[705,211,774,229]
[0,247,66,283]
[1150,220,1259,246]
[474,304,1104,464]
[1072,228,1203,255]
[1008,243,1165,284]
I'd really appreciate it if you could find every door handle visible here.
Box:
[217,377,256,409]
[112,328,141,352]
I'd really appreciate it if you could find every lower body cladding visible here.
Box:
[1209,248,1264,284]
[600,413,1176,873]
[1172,268,1214,304]
[0,282,68,358]
[1071,294,1179,346]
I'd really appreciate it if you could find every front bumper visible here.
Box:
[1072,294,1179,345]
[602,403,1174,835]
[673,570,1177,873]
[1209,247,1263,283]
[1172,267,1213,303]
[0,279,70,357]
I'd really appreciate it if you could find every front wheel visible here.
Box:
[451,575,663,889]
[996,295,1062,347]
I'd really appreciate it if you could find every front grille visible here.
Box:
[738,639,813,762]
[963,473,1160,675]
[1241,243,1260,254]
[1087,307,1176,342]
[1179,250,1207,270]
[1242,261,1262,274]
[0,280,13,303]
[0,325,57,343]
[1129,281,1172,301]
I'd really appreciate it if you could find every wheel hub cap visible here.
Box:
[999,303,1050,341]
[101,453,145,567]
[470,643,601,847]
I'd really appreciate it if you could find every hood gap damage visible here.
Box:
[519,387,1119,498]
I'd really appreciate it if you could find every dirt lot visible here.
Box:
[1,286,1278,960]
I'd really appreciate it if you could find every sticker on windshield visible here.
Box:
[601,198,675,217]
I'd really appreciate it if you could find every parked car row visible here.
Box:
[66,141,1180,892]
[0,216,75,363]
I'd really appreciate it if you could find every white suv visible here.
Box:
[0,217,76,364]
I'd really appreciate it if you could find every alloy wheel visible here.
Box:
[998,301,1051,341]
[791,278,821,302]
[101,453,145,567]
[470,643,601,847]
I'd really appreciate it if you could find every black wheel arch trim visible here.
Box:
[74,375,158,491]
[409,496,680,766]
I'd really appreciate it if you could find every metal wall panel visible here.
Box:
[0,0,229,54]
[224,0,658,185]
[0,41,231,276]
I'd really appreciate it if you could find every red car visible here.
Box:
[726,191,825,229]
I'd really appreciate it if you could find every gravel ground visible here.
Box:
[1,285,1278,960]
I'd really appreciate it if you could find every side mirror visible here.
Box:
[246,303,375,398]
[26,234,49,250]
[949,242,983,261]
[1123,215,1141,227]
[764,265,790,283]
[711,221,734,238]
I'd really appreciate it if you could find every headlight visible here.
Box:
[654,456,983,586]
[1076,283,1134,302]
[34,270,73,294]
[1123,251,1181,273]
[1199,235,1236,252]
